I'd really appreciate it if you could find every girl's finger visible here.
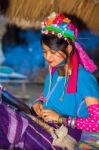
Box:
[39,104,43,110]
[42,109,51,113]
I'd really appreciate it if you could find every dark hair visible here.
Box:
[42,34,69,53]
[42,34,76,58]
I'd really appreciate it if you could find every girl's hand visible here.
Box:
[42,109,60,123]
[33,102,43,117]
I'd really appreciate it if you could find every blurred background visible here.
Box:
[0,0,99,105]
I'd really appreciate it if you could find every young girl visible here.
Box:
[0,12,99,150]
[33,12,99,149]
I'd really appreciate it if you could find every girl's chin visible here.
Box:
[48,63,56,67]
[47,62,58,67]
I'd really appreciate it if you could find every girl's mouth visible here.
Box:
[47,61,52,64]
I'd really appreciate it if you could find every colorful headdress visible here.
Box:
[41,12,78,41]
[41,12,97,93]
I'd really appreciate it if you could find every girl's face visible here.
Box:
[42,43,66,67]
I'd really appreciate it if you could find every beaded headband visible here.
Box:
[41,12,78,41]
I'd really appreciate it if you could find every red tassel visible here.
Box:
[66,52,79,93]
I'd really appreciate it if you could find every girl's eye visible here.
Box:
[51,51,56,54]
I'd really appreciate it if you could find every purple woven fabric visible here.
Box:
[0,102,81,150]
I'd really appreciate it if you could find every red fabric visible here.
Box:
[66,52,79,93]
